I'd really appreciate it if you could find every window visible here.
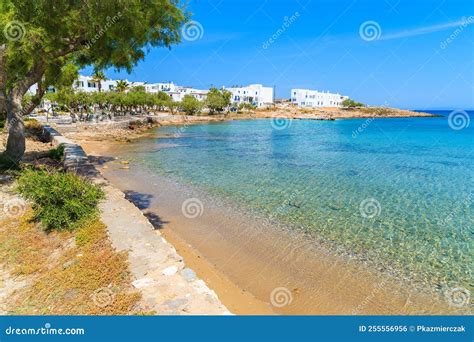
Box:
[76,81,84,87]
[87,82,96,88]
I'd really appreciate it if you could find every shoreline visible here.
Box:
[42,106,439,145]
[55,111,469,316]
[80,137,462,315]
[81,139,274,315]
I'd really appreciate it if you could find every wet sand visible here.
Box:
[82,139,459,315]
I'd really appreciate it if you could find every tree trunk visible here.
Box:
[3,94,25,164]
[0,96,6,128]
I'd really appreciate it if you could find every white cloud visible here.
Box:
[380,17,474,41]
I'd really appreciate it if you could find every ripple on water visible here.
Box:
[120,117,474,299]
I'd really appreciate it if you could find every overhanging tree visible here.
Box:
[0,0,186,165]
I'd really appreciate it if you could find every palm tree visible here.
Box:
[92,71,107,92]
[115,80,129,92]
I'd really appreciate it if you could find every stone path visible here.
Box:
[100,185,230,315]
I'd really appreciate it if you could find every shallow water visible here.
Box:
[110,111,473,299]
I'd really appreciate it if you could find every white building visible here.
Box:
[31,76,208,101]
[73,75,118,92]
[30,75,272,106]
[145,82,177,93]
[291,89,348,108]
[225,84,274,108]
[168,86,208,102]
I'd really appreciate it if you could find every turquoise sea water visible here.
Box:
[125,111,473,291]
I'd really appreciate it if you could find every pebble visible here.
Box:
[0,175,13,184]
[164,298,188,310]
[181,268,197,282]
[62,259,77,270]
[162,265,178,276]
[132,278,155,289]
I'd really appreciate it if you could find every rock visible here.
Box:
[132,278,155,289]
[162,265,178,276]
[62,259,77,270]
[0,175,13,184]
[205,293,218,304]
[163,298,188,310]
[181,268,197,282]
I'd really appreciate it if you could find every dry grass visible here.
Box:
[0,208,142,315]
[0,210,65,275]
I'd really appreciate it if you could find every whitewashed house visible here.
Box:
[226,84,274,108]
[29,75,274,108]
[291,89,348,108]
[73,75,118,92]
[168,86,208,102]
[145,82,177,93]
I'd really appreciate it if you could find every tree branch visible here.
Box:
[22,81,47,116]
[11,59,47,98]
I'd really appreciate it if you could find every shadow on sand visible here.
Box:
[123,190,169,230]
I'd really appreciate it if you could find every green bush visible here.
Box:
[179,95,203,115]
[17,169,105,231]
[341,98,365,109]
[48,145,65,161]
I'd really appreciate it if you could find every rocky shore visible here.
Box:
[37,106,436,145]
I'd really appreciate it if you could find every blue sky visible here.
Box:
[85,0,474,109]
